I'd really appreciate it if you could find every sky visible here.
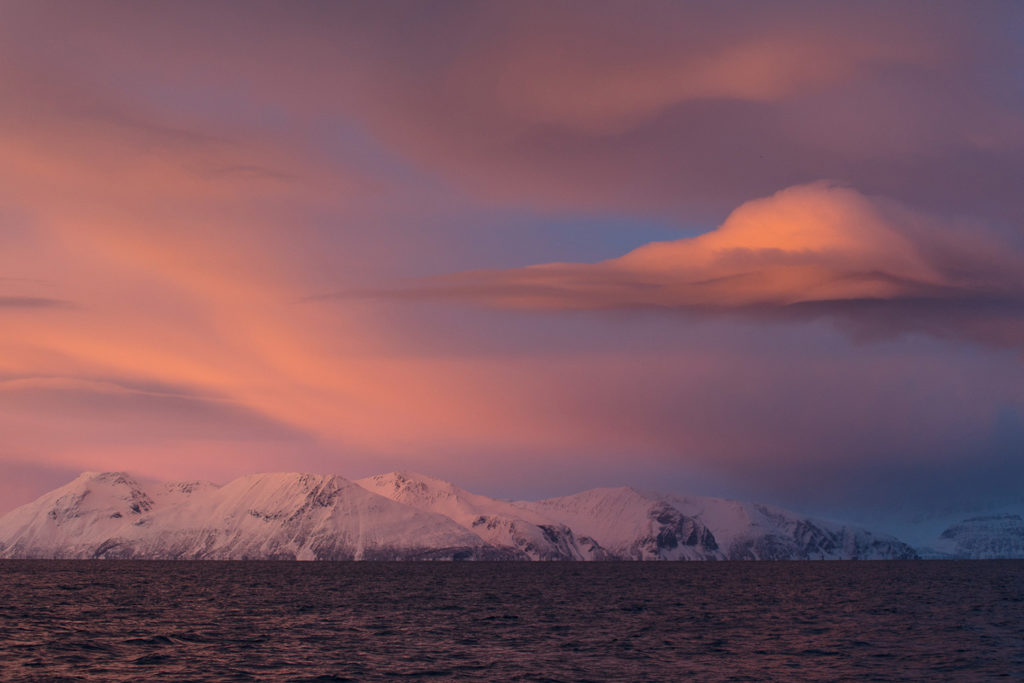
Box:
[2,1,1024,529]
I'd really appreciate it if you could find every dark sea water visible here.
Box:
[0,561,1022,681]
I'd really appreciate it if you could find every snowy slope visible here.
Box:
[356,472,608,560]
[514,487,721,560]
[0,472,158,559]
[0,472,500,560]
[151,479,219,506]
[518,487,917,560]
[660,492,918,560]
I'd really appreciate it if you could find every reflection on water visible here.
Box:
[0,561,1021,681]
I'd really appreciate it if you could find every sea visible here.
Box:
[0,560,1021,681]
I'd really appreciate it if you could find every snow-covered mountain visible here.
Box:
[0,471,502,560]
[919,514,1024,559]
[514,486,720,560]
[0,471,918,560]
[357,472,608,560]
[517,487,917,560]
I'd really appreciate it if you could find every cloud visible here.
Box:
[0,373,328,500]
[442,4,938,135]
[0,296,71,309]
[6,0,1022,225]
[370,182,1024,345]
[1,1,1023,521]
[315,2,1024,223]
[0,460,83,516]
[0,375,308,440]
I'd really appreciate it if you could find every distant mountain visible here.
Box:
[0,471,917,560]
[919,514,1024,559]
[517,486,917,561]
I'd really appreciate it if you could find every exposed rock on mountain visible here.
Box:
[519,487,917,560]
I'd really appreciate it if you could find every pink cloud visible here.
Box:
[372,182,1024,347]
[1,2,1023,519]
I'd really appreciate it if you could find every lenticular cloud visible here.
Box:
[389,182,1024,346]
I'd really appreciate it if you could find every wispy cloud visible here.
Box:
[0,296,72,309]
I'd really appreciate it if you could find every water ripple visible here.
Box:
[0,561,1021,681]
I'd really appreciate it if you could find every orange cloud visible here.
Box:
[364,182,1024,345]
[478,15,935,134]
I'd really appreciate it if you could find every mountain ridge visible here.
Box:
[0,470,922,560]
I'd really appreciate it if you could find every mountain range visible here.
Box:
[0,470,938,560]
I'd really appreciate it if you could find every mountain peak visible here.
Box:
[366,470,456,490]
[70,470,136,485]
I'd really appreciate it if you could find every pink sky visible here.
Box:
[2,1,1024,523]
